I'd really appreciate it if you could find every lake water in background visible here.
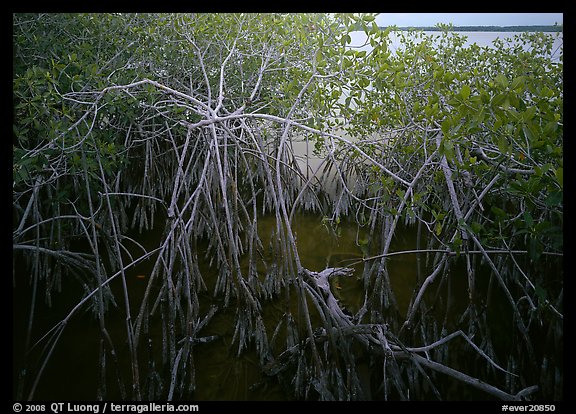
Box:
[291,30,563,185]
[349,30,563,61]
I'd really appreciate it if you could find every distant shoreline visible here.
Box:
[379,25,562,32]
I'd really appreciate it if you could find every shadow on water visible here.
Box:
[13,212,366,400]
[13,210,562,400]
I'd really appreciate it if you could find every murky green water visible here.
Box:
[13,213,402,399]
[13,211,562,400]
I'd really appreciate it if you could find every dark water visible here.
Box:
[12,213,395,400]
[12,211,562,400]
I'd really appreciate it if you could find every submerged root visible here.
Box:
[291,266,538,401]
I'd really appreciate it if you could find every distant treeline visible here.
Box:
[381,25,562,32]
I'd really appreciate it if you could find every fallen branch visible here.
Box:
[301,266,536,401]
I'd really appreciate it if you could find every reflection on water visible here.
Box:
[13,209,561,400]
[13,211,426,400]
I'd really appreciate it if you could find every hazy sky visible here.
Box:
[375,13,563,27]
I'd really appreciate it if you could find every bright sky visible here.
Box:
[375,13,563,27]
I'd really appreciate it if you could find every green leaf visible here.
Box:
[14,167,30,183]
[532,140,546,149]
[534,284,548,302]
[523,211,534,229]
[470,222,483,234]
[544,191,562,207]
[522,124,534,142]
[435,222,443,236]
[510,76,525,91]
[540,86,553,98]
[461,84,471,100]
[443,139,454,156]
[493,117,503,130]
[491,93,507,107]
[555,167,563,189]
[452,235,462,254]
[491,206,507,219]
[495,74,508,88]
[497,137,509,154]
[441,118,451,135]
[528,237,542,261]
[543,121,558,136]
[522,106,537,122]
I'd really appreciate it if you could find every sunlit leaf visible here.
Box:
[495,73,508,88]
[461,84,471,100]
